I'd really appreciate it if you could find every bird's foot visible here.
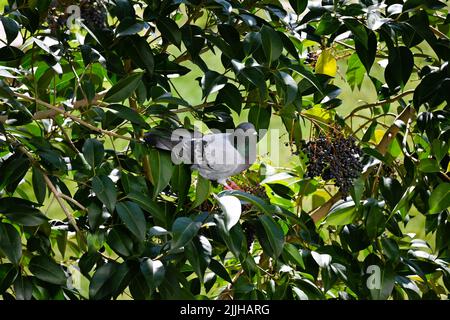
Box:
[223,184,234,190]
[228,181,242,190]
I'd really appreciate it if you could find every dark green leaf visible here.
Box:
[0,264,18,294]
[260,25,283,62]
[104,73,143,103]
[171,217,202,250]
[82,139,104,170]
[92,175,117,212]
[13,275,32,300]
[258,215,284,259]
[0,222,22,265]
[156,17,182,47]
[32,167,46,205]
[148,149,174,198]
[106,104,149,128]
[185,236,212,282]
[248,104,271,132]
[28,256,67,286]
[216,83,243,114]
[192,175,210,208]
[116,201,146,242]
[208,259,232,283]
[0,197,48,226]
[140,258,165,293]
[429,183,450,214]
[107,226,135,257]
[200,70,227,98]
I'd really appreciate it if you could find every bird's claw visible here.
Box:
[228,181,242,190]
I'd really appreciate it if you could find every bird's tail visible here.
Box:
[144,131,179,151]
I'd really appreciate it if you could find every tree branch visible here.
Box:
[13,93,134,141]
[345,89,415,120]
[0,92,107,124]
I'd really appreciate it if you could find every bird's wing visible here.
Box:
[191,133,250,181]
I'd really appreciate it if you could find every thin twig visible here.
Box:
[345,89,415,120]
[14,93,134,141]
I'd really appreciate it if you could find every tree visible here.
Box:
[0,0,449,300]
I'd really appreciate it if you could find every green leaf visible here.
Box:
[0,154,30,193]
[315,13,340,35]
[116,21,145,37]
[344,19,368,49]
[116,201,146,242]
[219,190,275,216]
[216,83,243,114]
[104,73,143,103]
[185,236,212,282]
[107,227,135,257]
[380,177,403,209]
[0,222,22,265]
[156,17,182,47]
[258,215,284,259]
[106,104,149,129]
[418,158,440,173]
[354,30,377,72]
[0,197,48,226]
[403,0,447,11]
[92,175,117,213]
[148,149,174,198]
[28,256,67,285]
[200,70,227,98]
[260,25,283,62]
[288,64,324,96]
[429,183,450,214]
[248,104,271,132]
[126,192,166,227]
[0,263,18,294]
[32,167,46,205]
[208,259,232,283]
[192,175,211,208]
[289,0,308,14]
[282,243,305,269]
[385,46,413,90]
[325,200,356,226]
[140,258,165,293]
[171,217,202,250]
[237,66,267,101]
[89,262,118,300]
[431,140,448,162]
[171,165,191,207]
[127,37,155,76]
[0,16,19,44]
[381,238,400,262]
[13,275,32,300]
[88,202,104,231]
[346,53,365,90]
[82,139,104,170]
[365,200,385,239]
[274,71,298,105]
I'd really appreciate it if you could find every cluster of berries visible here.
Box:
[305,132,363,195]
[305,51,319,68]
[80,0,107,30]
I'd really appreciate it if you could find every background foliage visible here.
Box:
[0,0,449,300]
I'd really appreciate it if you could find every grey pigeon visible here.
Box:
[145,123,257,189]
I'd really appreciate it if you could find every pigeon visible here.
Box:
[144,123,257,189]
